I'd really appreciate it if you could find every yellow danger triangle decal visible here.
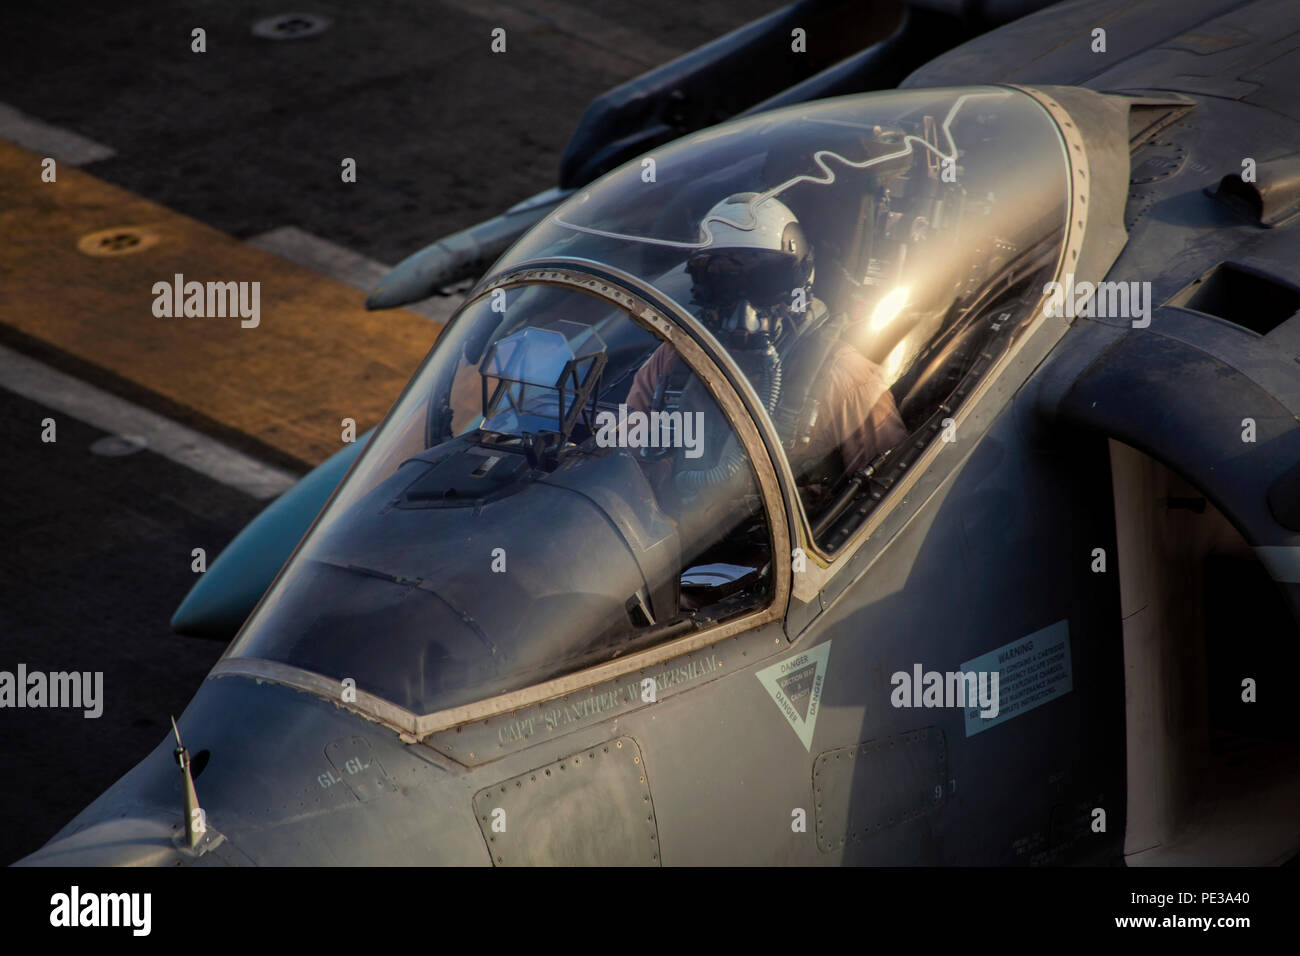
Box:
[756,641,830,752]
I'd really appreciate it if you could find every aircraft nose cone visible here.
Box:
[14,815,216,867]
[19,674,495,866]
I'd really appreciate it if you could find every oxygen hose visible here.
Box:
[674,339,781,495]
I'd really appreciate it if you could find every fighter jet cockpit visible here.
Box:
[499,84,1072,540]
[226,86,1072,717]
[228,282,778,714]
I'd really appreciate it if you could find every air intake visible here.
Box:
[1164,262,1300,336]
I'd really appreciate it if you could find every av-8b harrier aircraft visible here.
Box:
[21,0,1300,865]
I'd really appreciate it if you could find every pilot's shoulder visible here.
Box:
[638,341,676,377]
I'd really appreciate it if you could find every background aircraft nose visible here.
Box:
[170,432,370,641]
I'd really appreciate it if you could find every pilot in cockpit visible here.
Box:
[625,193,907,514]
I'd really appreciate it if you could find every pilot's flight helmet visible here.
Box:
[687,193,814,348]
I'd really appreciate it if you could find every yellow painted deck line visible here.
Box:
[0,141,442,471]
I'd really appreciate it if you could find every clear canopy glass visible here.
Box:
[227,86,1073,715]
[228,283,773,714]
[500,86,1070,522]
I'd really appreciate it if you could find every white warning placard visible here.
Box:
[961,619,1072,737]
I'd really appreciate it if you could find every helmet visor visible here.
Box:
[687,248,803,309]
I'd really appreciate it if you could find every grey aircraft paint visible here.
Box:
[20,0,1300,867]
